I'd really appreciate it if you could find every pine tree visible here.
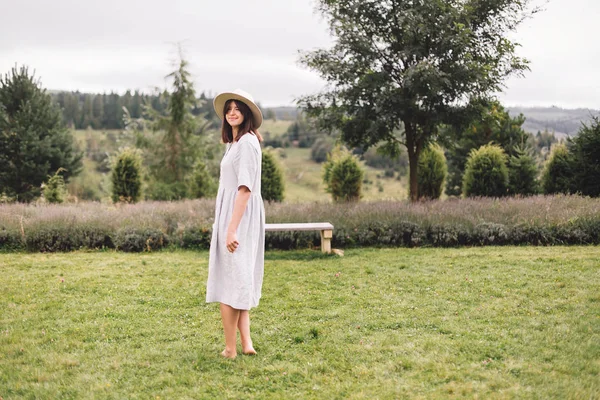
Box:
[0,66,82,202]
[323,147,364,202]
[111,148,143,203]
[417,144,447,200]
[508,147,539,196]
[261,150,285,202]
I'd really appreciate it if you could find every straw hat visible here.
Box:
[213,89,263,129]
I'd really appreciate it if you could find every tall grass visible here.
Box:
[1,195,599,251]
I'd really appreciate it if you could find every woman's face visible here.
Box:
[225,101,244,128]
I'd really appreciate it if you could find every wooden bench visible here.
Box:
[265,223,334,253]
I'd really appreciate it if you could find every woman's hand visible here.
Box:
[226,230,239,253]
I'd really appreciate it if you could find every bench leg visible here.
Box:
[320,229,332,253]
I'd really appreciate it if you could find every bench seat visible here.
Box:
[265,222,334,253]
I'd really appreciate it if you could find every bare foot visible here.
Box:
[242,343,257,355]
[221,349,237,359]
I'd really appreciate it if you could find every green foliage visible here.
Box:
[43,169,68,204]
[188,160,217,199]
[323,147,364,202]
[0,65,82,202]
[444,100,531,196]
[417,144,447,200]
[508,147,539,196]
[144,181,189,201]
[568,116,600,197]
[360,145,408,175]
[541,144,576,195]
[2,196,600,252]
[299,0,536,201]
[114,227,168,252]
[261,150,285,202]
[462,144,509,197]
[283,115,319,148]
[310,137,335,163]
[125,47,214,201]
[111,148,143,203]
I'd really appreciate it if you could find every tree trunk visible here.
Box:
[405,123,420,202]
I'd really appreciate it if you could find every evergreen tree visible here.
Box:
[125,46,211,200]
[462,144,509,197]
[261,150,285,202]
[111,147,143,203]
[92,94,104,129]
[82,95,94,129]
[541,144,576,195]
[444,100,530,196]
[323,147,364,202]
[188,159,217,199]
[0,66,82,202]
[508,147,539,196]
[417,144,447,200]
[43,168,68,203]
[568,117,600,197]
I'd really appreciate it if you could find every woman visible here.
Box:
[206,89,265,359]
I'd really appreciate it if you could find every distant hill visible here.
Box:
[507,106,599,138]
[263,106,299,121]
[264,105,600,137]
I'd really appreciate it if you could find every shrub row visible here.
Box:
[1,196,599,252]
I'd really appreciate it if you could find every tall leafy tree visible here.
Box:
[298,0,539,201]
[0,66,82,202]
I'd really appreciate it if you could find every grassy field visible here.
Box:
[1,246,599,399]
[260,119,294,138]
[280,148,407,203]
[69,128,408,203]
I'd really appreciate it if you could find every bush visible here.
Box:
[180,226,212,250]
[508,148,539,196]
[188,160,217,199]
[24,223,113,252]
[145,181,188,201]
[568,116,600,197]
[0,228,23,251]
[462,144,509,197]
[43,169,68,204]
[417,144,447,200]
[311,137,335,163]
[114,228,168,252]
[111,148,143,203]
[323,147,364,202]
[1,196,600,252]
[261,150,285,202]
[541,144,576,195]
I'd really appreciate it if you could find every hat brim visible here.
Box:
[213,92,263,129]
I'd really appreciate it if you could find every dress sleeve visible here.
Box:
[233,138,260,192]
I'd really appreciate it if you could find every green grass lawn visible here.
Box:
[1,247,599,399]
[260,120,294,138]
[281,148,407,203]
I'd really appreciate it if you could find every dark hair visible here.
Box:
[221,100,263,143]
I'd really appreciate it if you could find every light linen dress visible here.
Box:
[206,132,265,310]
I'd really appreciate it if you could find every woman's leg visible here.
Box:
[238,310,257,355]
[220,303,240,358]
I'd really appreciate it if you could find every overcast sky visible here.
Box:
[1,0,598,108]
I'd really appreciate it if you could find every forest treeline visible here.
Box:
[50,91,291,130]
